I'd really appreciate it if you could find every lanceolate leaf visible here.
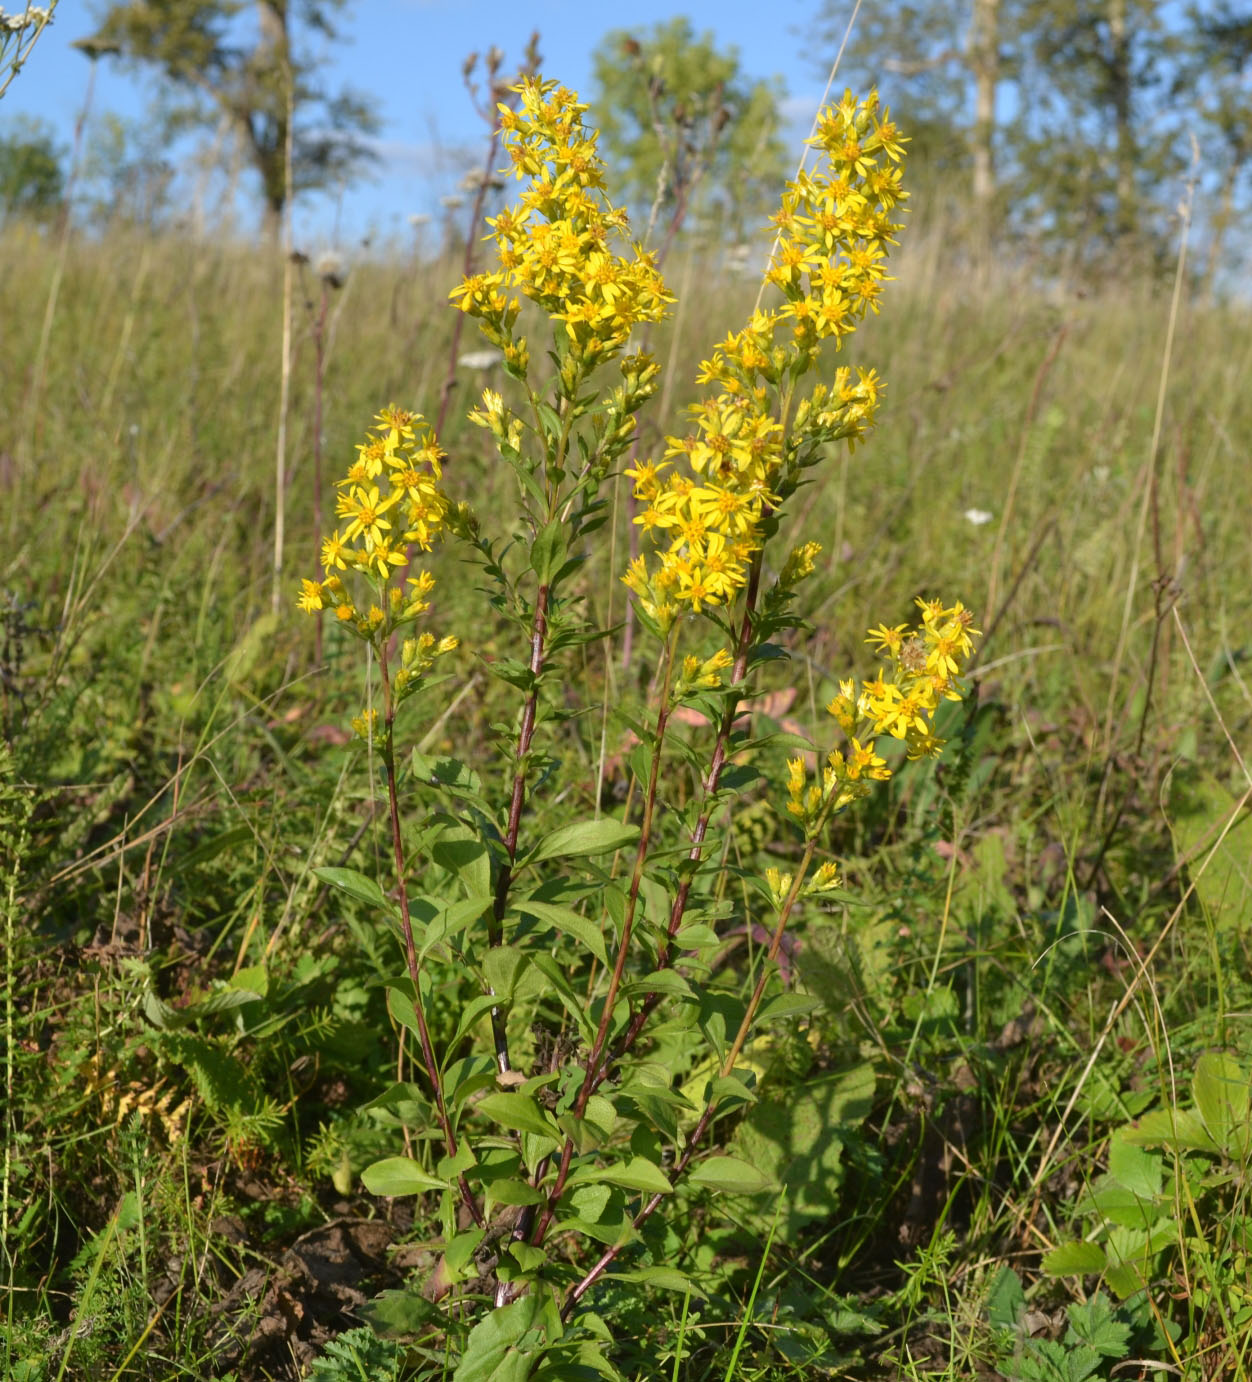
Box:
[510,898,607,962]
[312,866,390,910]
[606,1267,707,1298]
[686,1155,769,1194]
[531,819,640,863]
[476,1092,561,1141]
[567,1157,672,1195]
[361,1156,448,1197]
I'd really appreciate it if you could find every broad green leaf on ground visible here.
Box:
[1194,1051,1251,1158]
[1041,1240,1106,1275]
[732,1061,876,1233]
[1107,1130,1163,1200]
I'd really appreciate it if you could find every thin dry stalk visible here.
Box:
[271,67,296,616]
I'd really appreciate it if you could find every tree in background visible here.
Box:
[810,0,1252,276]
[1011,0,1181,268]
[592,17,786,240]
[79,111,175,229]
[809,0,1005,243]
[1177,2,1252,289]
[77,0,377,237]
[0,116,65,222]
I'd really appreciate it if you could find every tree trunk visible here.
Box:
[968,0,1000,255]
[1107,0,1135,246]
[256,0,291,245]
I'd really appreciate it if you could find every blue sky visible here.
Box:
[3,0,839,245]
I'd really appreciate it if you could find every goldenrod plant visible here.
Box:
[301,76,977,1365]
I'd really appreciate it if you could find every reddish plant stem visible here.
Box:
[578,640,676,1105]
[378,642,484,1228]
[528,558,763,1251]
[607,553,764,1064]
[562,842,816,1316]
[526,641,677,1248]
[485,583,550,1074]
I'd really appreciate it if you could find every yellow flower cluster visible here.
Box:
[625,91,907,629]
[297,406,453,637]
[786,599,979,836]
[767,90,906,344]
[449,77,672,372]
[299,407,461,708]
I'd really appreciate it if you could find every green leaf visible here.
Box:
[731,1062,875,1231]
[476,1092,560,1141]
[387,986,423,1040]
[686,1155,769,1194]
[1107,1130,1162,1200]
[452,1293,552,1382]
[313,866,389,910]
[985,1265,1026,1330]
[1194,1051,1250,1158]
[452,994,500,1049]
[567,1156,672,1195]
[621,970,694,1002]
[227,964,268,999]
[531,819,640,863]
[482,946,530,1002]
[606,1267,707,1298]
[1041,1241,1106,1276]
[485,1178,546,1207]
[1125,1106,1217,1152]
[511,898,607,963]
[361,1157,448,1197]
[530,520,567,583]
[432,830,492,896]
[534,401,562,446]
[529,953,598,1042]
[359,1288,442,1339]
[755,990,822,1023]
[502,1242,547,1274]
[420,896,493,956]
[445,1228,486,1277]
[1066,1291,1131,1358]
[411,751,486,802]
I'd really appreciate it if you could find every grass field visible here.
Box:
[3,204,1252,1381]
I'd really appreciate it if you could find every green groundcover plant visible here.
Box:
[297,76,978,1373]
